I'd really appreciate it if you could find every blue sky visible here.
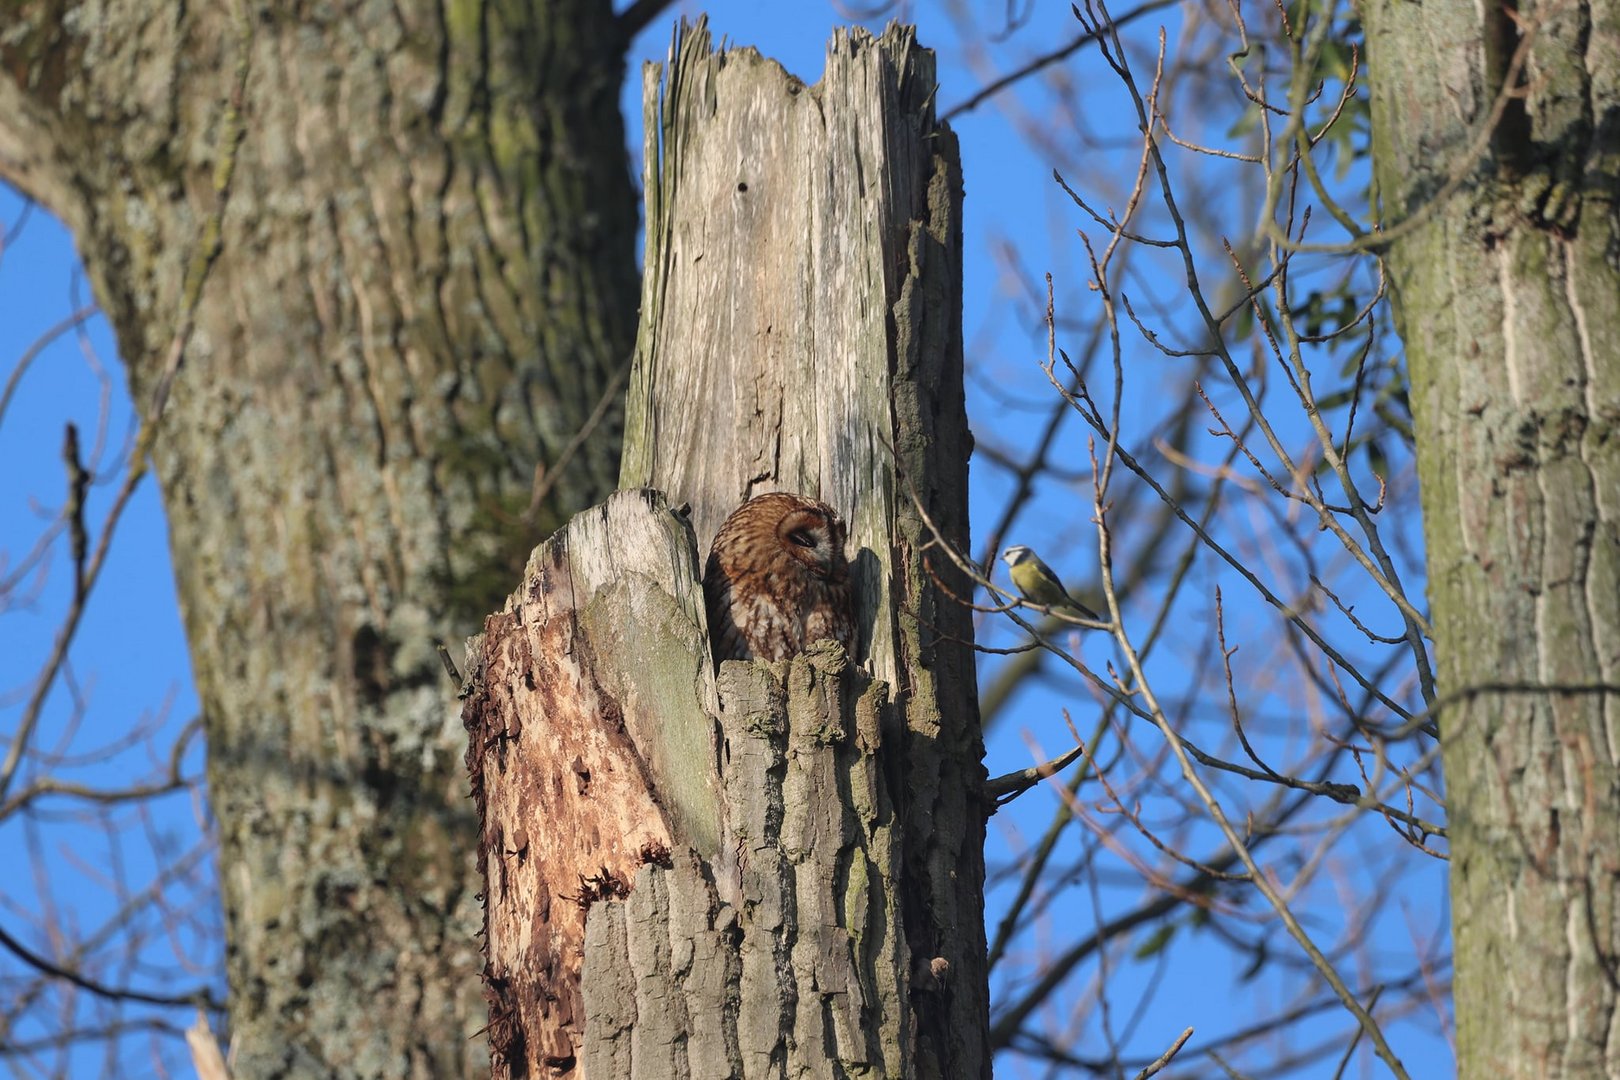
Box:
[1,3,1451,1076]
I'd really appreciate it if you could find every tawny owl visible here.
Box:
[703,492,857,663]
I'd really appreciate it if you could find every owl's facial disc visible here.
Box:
[780,508,846,581]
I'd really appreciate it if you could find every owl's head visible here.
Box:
[776,501,849,582]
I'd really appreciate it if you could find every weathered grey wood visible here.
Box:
[577,646,903,1079]
[1366,0,1620,1074]
[618,19,988,1078]
[624,21,942,693]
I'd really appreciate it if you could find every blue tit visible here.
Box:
[1000,545,1101,622]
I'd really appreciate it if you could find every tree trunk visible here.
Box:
[1366,2,1620,1074]
[463,21,989,1078]
[0,1,639,1074]
[626,21,989,1076]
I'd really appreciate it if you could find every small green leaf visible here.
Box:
[1133,923,1177,959]
[1364,438,1389,483]
[1227,105,1261,140]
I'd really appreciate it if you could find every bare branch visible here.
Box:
[0,920,222,1011]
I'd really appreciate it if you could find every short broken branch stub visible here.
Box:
[462,489,712,1075]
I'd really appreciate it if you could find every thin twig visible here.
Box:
[942,0,1180,120]
[0,920,223,1011]
[524,355,631,525]
[616,0,680,40]
[1133,1026,1194,1079]
[0,304,99,433]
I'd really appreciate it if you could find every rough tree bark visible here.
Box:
[0,1,639,1074]
[1366,2,1620,1075]
[462,21,988,1078]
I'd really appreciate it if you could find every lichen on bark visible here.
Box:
[1366,1,1620,1073]
[0,0,641,1073]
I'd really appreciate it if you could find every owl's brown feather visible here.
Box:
[703,492,856,663]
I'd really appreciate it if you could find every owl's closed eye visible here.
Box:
[702,492,856,664]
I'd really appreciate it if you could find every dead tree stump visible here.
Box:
[463,20,986,1079]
